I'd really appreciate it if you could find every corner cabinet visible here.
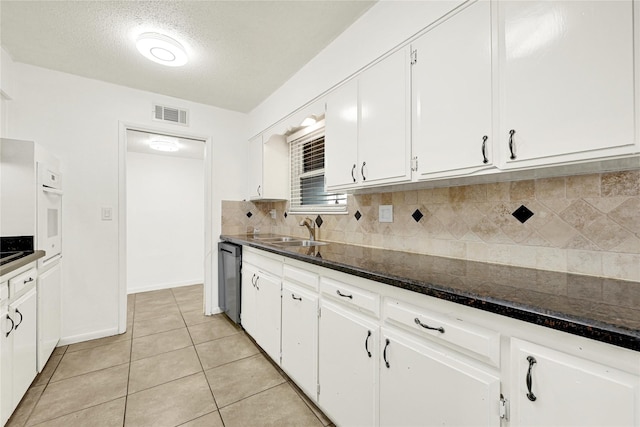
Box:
[247,133,289,201]
[498,0,638,168]
[325,47,412,191]
[411,0,495,179]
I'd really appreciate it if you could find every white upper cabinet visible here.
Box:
[412,0,494,179]
[247,133,289,201]
[359,47,411,186]
[498,0,638,168]
[325,78,359,189]
[325,47,411,191]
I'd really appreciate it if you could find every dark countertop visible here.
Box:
[221,234,640,352]
[0,250,45,277]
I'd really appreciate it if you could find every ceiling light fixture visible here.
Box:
[149,139,180,152]
[136,33,188,67]
[300,115,318,127]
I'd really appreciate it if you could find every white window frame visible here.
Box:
[288,120,347,214]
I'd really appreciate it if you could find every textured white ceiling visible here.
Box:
[0,1,375,113]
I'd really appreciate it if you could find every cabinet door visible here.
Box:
[359,47,411,186]
[10,287,37,408]
[500,1,636,167]
[240,263,258,337]
[37,261,61,372]
[1,305,13,426]
[254,271,281,363]
[281,282,318,400]
[510,338,639,426]
[325,78,359,190]
[318,301,378,427]
[247,135,263,199]
[413,0,493,179]
[380,328,501,427]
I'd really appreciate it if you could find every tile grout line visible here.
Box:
[122,291,136,427]
[172,287,228,427]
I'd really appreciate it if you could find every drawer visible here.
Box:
[385,298,500,367]
[283,264,319,292]
[321,277,380,318]
[9,268,37,296]
[244,250,283,277]
[0,282,8,303]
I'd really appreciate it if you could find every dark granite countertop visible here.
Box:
[0,250,45,277]
[221,234,640,352]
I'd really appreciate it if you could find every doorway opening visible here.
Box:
[118,123,214,333]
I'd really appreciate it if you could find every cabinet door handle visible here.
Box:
[5,314,14,338]
[361,162,367,181]
[336,290,353,299]
[526,356,537,401]
[251,274,257,287]
[481,135,489,164]
[383,338,390,368]
[351,164,356,182]
[257,185,261,196]
[508,129,516,160]
[255,276,260,291]
[364,330,372,358]
[291,293,302,301]
[14,308,23,330]
[414,317,445,334]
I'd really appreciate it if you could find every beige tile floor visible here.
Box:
[6,284,333,427]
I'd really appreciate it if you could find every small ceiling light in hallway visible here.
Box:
[136,33,188,67]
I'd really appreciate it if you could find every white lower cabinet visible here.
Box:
[379,327,501,427]
[281,282,318,400]
[240,260,281,363]
[318,300,379,427]
[510,338,640,427]
[37,259,61,372]
[0,303,12,426]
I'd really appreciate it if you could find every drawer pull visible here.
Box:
[23,277,34,284]
[291,293,302,301]
[383,338,390,368]
[5,314,14,337]
[336,290,353,299]
[526,356,537,402]
[365,330,372,358]
[414,317,445,334]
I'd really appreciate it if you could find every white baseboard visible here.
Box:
[127,280,203,295]
[208,307,223,315]
[59,326,120,346]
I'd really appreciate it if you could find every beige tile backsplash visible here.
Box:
[222,170,640,281]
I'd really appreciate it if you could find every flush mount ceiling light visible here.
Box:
[149,139,180,152]
[300,115,318,127]
[136,33,188,67]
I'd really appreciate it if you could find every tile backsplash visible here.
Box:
[222,170,640,281]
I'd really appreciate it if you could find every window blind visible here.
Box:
[289,130,347,213]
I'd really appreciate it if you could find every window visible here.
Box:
[289,122,346,213]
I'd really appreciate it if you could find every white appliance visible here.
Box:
[36,162,62,371]
[37,163,62,265]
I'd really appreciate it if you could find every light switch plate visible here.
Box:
[379,205,393,223]
[101,207,113,221]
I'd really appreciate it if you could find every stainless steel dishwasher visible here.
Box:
[217,242,242,324]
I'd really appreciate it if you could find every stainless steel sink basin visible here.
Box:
[258,236,300,242]
[273,240,329,247]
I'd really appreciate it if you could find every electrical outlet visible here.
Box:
[379,205,393,223]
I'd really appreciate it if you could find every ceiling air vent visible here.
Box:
[153,104,189,126]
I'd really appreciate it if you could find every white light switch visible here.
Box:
[379,205,393,223]
[101,207,113,221]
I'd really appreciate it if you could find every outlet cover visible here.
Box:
[379,205,393,223]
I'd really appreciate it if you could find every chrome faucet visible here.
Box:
[299,217,316,241]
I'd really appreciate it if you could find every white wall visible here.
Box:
[249,0,465,136]
[1,47,16,137]
[5,61,247,344]
[126,152,204,294]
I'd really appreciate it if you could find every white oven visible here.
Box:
[37,163,62,265]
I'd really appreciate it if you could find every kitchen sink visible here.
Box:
[258,236,300,242]
[273,240,329,247]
